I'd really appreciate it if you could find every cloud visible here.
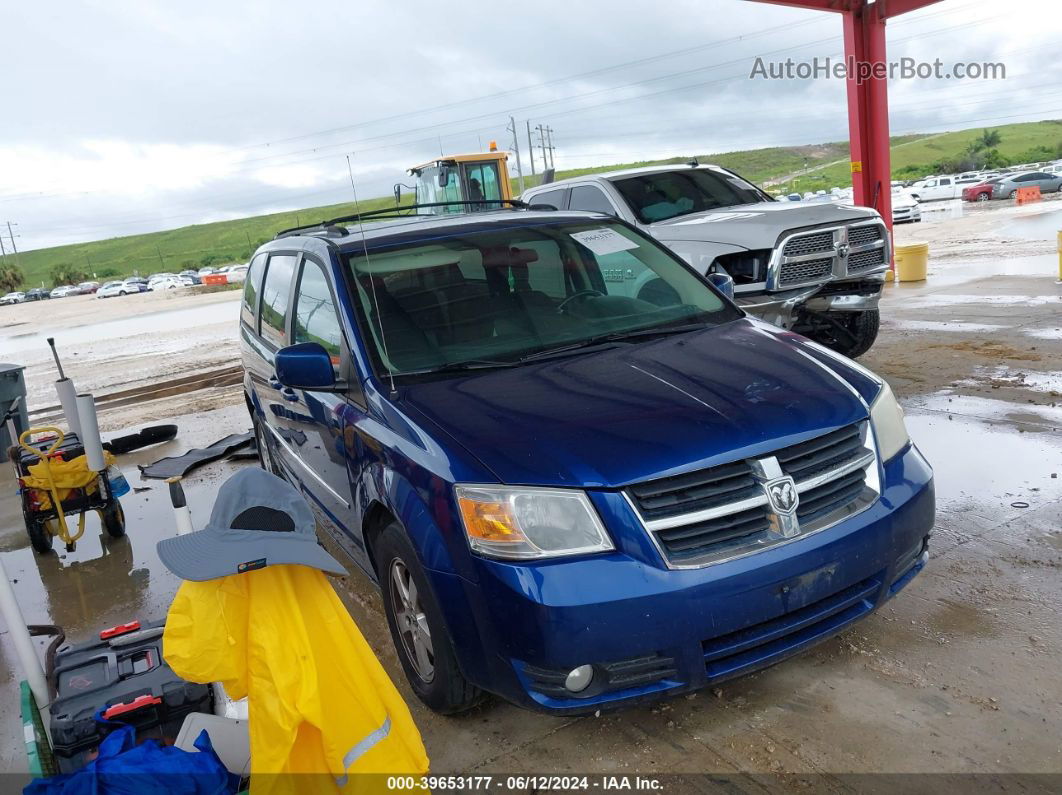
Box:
[1,0,1059,249]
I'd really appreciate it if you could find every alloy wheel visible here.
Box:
[388,558,435,683]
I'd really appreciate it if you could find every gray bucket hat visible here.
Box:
[157,468,345,581]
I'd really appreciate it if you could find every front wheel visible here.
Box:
[1009,190,1017,199]
[253,415,282,477]
[375,522,484,714]
[27,519,54,554]
[807,309,880,359]
[100,501,126,537]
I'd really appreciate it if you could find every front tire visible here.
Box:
[100,501,126,537]
[1009,190,1017,199]
[252,415,282,477]
[809,309,880,359]
[375,522,484,714]
[27,519,54,554]
[976,193,989,202]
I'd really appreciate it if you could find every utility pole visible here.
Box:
[0,232,7,265]
[506,116,526,195]
[5,222,21,267]
[526,120,536,176]
[545,126,556,170]
[155,245,165,268]
[536,125,549,174]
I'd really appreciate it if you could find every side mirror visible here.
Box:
[275,343,337,390]
[706,272,735,301]
[393,184,401,204]
[438,167,451,188]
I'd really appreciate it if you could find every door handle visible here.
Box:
[280,387,299,402]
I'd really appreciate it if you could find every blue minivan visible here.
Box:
[240,205,934,714]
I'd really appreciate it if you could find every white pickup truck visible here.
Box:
[522,163,890,357]
[908,174,983,201]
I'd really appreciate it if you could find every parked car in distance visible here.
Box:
[197,267,215,276]
[124,278,150,292]
[148,276,187,291]
[24,288,50,301]
[891,187,921,223]
[97,280,130,298]
[522,163,890,358]
[225,264,249,283]
[991,171,1062,199]
[0,291,25,305]
[77,281,100,294]
[48,285,80,299]
[242,204,934,716]
[961,177,1006,202]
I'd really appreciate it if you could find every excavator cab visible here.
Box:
[402,150,513,214]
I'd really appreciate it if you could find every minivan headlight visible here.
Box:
[455,485,613,560]
[869,381,910,462]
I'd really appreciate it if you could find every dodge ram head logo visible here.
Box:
[766,477,799,514]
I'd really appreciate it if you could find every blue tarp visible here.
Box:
[25,721,239,795]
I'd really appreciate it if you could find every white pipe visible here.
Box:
[0,557,49,709]
[55,379,81,438]
[75,394,105,472]
[167,478,194,536]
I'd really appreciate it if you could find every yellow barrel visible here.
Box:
[894,241,929,282]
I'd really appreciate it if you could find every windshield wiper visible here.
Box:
[517,321,707,364]
[401,359,519,376]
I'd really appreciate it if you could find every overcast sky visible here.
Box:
[2,0,1060,251]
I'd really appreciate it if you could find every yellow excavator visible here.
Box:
[397,143,515,214]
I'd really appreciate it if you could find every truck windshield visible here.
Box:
[414,161,504,214]
[346,220,740,378]
[611,169,767,224]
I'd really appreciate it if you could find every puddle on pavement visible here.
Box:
[1023,326,1062,341]
[998,208,1062,241]
[0,299,240,356]
[882,319,1009,334]
[953,366,1062,394]
[906,409,1062,521]
[897,291,1062,310]
[908,391,1062,427]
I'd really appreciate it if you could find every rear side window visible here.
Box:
[293,260,343,364]
[241,254,267,328]
[258,254,297,347]
[528,188,567,210]
[569,185,616,215]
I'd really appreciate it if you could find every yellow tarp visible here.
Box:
[21,452,115,509]
[163,564,429,794]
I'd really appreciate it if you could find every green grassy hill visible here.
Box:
[8,118,1061,288]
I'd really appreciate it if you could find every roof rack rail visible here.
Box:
[273,199,554,240]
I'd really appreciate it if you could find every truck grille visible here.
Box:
[627,422,879,568]
[773,222,889,289]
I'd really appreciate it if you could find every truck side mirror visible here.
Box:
[393,184,401,204]
[706,272,735,301]
[438,167,451,188]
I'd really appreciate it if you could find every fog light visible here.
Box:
[564,664,594,693]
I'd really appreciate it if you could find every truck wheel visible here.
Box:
[253,417,282,477]
[27,519,54,554]
[812,309,880,359]
[100,501,126,538]
[375,521,484,714]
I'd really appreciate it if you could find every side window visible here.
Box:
[939,178,951,186]
[464,162,502,208]
[258,254,297,347]
[293,260,344,366]
[568,185,617,215]
[240,254,267,328]
[528,188,567,210]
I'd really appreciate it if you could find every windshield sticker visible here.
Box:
[569,228,640,256]
[669,211,764,226]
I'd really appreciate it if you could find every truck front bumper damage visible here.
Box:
[736,278,884,328]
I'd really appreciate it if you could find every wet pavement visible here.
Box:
[1,213,1061,781]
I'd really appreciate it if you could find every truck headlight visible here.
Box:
[455,485,613,560]
[869,381,910,462]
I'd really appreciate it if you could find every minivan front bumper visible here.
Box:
[440,442,933,714]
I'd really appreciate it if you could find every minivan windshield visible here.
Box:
[346,220,740,378]
[611,169,768,224]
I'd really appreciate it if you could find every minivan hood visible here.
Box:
[401,319,871,489]
[647,201,879,249]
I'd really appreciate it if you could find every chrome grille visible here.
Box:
[771,222,889,289]
[849,248,886,271]
[627,422,879,568]
[782,231,833,258]
[849,225,883,246]
[779,257,833,286]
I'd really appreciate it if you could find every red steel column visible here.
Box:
[842,2,893,244]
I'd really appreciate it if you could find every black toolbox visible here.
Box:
[48,619,214,773]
